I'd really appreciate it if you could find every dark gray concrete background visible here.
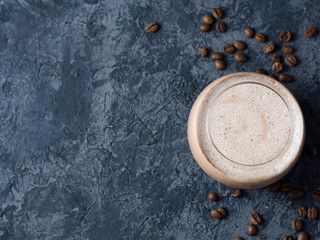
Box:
[1,0,320,239]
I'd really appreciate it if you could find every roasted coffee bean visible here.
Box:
[255,32,267,42]
[198,46,208,58]
[212,8,224,19]
[244,27,255,38]
[208,192,218,201]
[248,224,257,236]
[234,53,247,63]
[200,23,211,32]
[146,22,159,32]
[202,14,215,25]
[278,73,292,82]
[256,68,268,75]
[216,21,226,33]
[308,146,317,157]
[286,189,305,201]
[234,40,247,50]
[215,60,226,70]
[283,236,294,240]
[264,42,275,53]
[304,26,316,38]
[297,231,308,240]
[299,206,307,218]
[307,206,317,220]
[235,237,243,240]
[232,188,242,198]
[210,209,222,219]
[279,30,292,42]
[291,218,303,231]
[285,55,297,67]
[311,190,320,201]
[217,207,227,217]
[317,185,320,191]
[249,212,262,225]
[280,181,293,192]
[272,54,281,63]
[223,43,236,53]
[268,74,276,79]
[211,52,224,60]
[272,62,283,73]
[282,45,294,54]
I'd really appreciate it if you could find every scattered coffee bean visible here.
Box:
[279,30,292,42]
[317,185,320,191]
[278,73,292,82]
[280,181,293,192]
[244,27,255,38]
[283,236,293,240]
[268,74,276,79]
[308,146,317,157]
[299,206,307,218]
[272,54,281,63]
[234,40,247,50]
[234,53,247,63]
[146,22,159,32]
[202,14,215,25]
[282,45,294,54]
[291,218,303,231]
[198,46,208,58]
[211,52,224,60]
[312,190,320,201]
[217,207,227,217]
[210,209,222,219]
[212,8,224,19]
[223,43,236,53]
[307,206,317,220]
[200,23,211,32]
[264,42,276,53]
[256,68,268,75]
[215,60,226,70]
[272,62,283,73]
[216,21,227,33]
[297,231,308,240]
[304,26,316,38]
[235,237,243,240]
[248,224,258,236]
[208,192,218,201]
[232,188,242,198]
[285,55,297,67]
[286,189,305,201]
[255,32,267,42]
[249,212,262,225]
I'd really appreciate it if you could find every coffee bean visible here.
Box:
[217,207,227,217]
[232,188,242,198]
[307,206,317,220]
[223,43,236,54]
[278,73,292,82]
[279,30,292,42]
[282,45,294,54]
[272,62,283,73]
[200,23,211,32]
[312,190,320,201]
[280,181,293,192]
[272,54,281,63]
[299,206,307,218]
[235,237,243,240]
[291,218,303,231]
[244,27,255,38]
[210,209,222,219]
[317,185,320,191]
[198,46,208,58]
[146,22,159,32]
[255,33,267,42]
[308,146,317,157]
[304,26,316,38]
[234,53,247,63]
[202,14,215,25]
[297,231,308,240]
[234,40,247,50]
[256,68,268,75]
[211,52,224,60]
[283,236,293,240]
[264,42,276,53]
[286,189,305,201]
[247,224,257,236]
[215,60,226,70]
[216,21,226,33]
[249,212,262,225]
[268,74,276,79]
[285,55,297,67]
[208,192,218,201]
[212,8,224,19]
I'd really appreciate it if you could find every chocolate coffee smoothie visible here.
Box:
[188,72,305,189]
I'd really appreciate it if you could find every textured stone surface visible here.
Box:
[1,0,320,239]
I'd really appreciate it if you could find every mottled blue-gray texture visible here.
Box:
[1,0,320,239]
